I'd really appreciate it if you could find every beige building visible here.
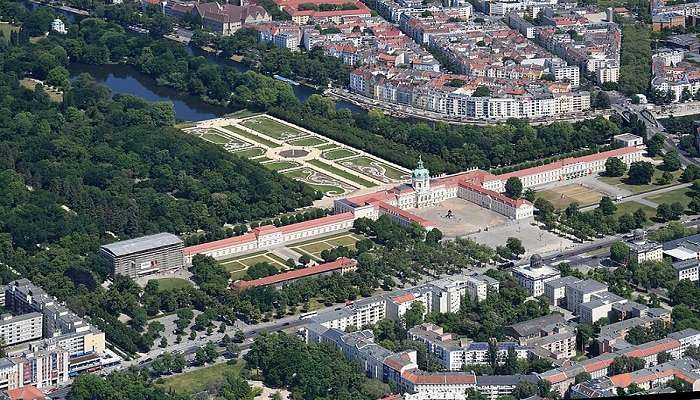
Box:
[0,313,42,346]
[627,239,663,264]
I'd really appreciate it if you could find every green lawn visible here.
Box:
[241,116,306,141]
[613,201,656,225]
[222,125,280,148]
[158,361,245,395]
[201,132,230,144]
[307,160,376,188]
[282,168,350,196]
[597,170,683,194]
[151,278,192,291]
[343,156,408,180]
[315,143,338,151]
[646,187,694,208]
[0,23,19,44]
[233,147,265,158]
[227,110,261,118]
[287,136,327,146]
[263,161,301,171]
[322,148,358,161]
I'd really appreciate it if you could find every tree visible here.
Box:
[575,372,591,384]
[594,91,610,109]
[577,324,594,352]
[657,351,672,364]
[46,66,70,88]
[234,330,245,343]
[609,356,645,375]
[226,342,240,358]
[657,171,674,185]
[403,301,425,329]
[681,165,700,182]
[159,337,167,348]
[473,86,491,97]
[298,254,311,266]
[426,228,443,244]
[633,208,648,228]
[598,196,617,215]
[511,381,537,399]
[657,202,682,221]
[662,150,682,171]
[506,237,525,257]
[505,177,523,199]
[627,161,655,185]
[465,388,488,400]
[647,134,665,157]
[604,157,626,177]
[610,241,629,264]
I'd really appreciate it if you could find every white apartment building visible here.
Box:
[0,313,42,346]
[512,264,560,298]
[543,276,582,307]
[673,260,700,282]
[565,279,609,315]
[627,239,664,264]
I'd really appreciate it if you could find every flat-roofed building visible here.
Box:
[506,314,567,344]
[100,233,184,278]
[627,239,663,265]
[0,313,42,346]
[672,259,700,282]
[544,276,581,307]
[512,263,560,298]
[565,279,608,315]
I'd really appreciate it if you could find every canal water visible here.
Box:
[68,47,362,121]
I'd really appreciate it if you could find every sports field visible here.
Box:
[537,184,605,209]
[290,232,363,260]
[241,116,307,141]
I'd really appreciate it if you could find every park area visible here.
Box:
[597,168,683,194]
[149,277,192,291]
[536,184,605,209]
[182,115,411,198]
[158,361,245,396]
[217,251,289,280]
[289,232,364,261]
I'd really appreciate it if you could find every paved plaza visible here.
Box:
[411,198,509,237]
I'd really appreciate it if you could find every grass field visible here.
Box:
[287,136,327,146]
[217,251,287,276]
[19,79,63,102]
[159,361,245,395]
[646,187,693,208]
[222,125,280,148]
[537,184,605,209]
[234,147,265,158]
[316,143,338,151]
[0,23,19,44]
[226,109,261,118]
[151,278,192,291]
[613,201,656,225]
[598,170,683,194]
[201,132,230,144]
[263,161,301,171]
[343,156,408,180]
[282,168,348,196]
[307,159,376,188]
[290,233,362,259]
[241,116,306,141]
[322,148,358,161]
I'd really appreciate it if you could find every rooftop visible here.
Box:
[100,232,182,257]
[508,314,566,337]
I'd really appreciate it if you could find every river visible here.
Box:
[68,47,362,122]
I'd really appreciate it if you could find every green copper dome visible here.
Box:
[412,156,430,180]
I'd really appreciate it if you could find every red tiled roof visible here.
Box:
[583,358,615,374]
[279,212,354,234]
[184,232,257,256]
[184,213,353,255]
[372,201,433,227]
[624,339,679,359]
[499,147,642,180]
[401,371,477,385]
[6,386,47,400]
[232,257,356,289]
[390,292,416,304]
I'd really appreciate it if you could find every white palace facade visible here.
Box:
[184,146,645,264]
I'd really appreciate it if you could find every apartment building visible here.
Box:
[672,259,700,282]
[506,314,568,344]
[512,260,560,298]
[194,2,270,35]
[428,274,499,313]
[408,323,529,371]
[0,314,42,347]
[543,276,582,307]
[570,359,700,397]
[578,291,626,324]
[100,232,184,278]
[564,279,608,315]
[541,329,700,396]
[627,238,663,264]
[597,310,672,354]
